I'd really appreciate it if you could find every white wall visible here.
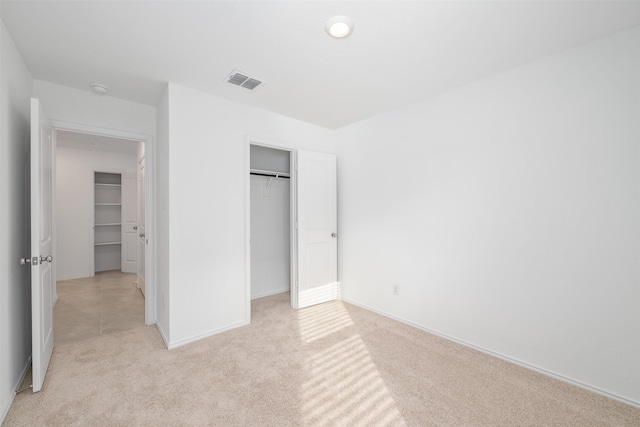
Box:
[56,146,137,280]
[32,80,155,137]
[162,83,336,347]
[336,26,640,405]
[0,20,32,423]
[251,175,290,299]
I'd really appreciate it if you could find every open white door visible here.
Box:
[30,98,54,392]
[121,172,137,273]
[295,150,338,309]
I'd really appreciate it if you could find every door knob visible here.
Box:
[331,232,338,238]
[40,255,53,263]
[139,233,145,238]
[133,226,138,230]
[20,257,37,266]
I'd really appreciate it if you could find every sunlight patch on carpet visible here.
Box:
[297,302,354,343]
[297,303,406,426]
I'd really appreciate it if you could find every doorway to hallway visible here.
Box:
[54,271,144,344]
[54,131,149,342]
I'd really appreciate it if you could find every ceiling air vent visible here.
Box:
[225,70,265,91]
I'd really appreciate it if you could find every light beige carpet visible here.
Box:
[4,292,639,426]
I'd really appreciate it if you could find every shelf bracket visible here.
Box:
[264,175,277,197]
[266,176,275,191]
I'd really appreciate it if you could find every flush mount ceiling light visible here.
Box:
[90,83,109,95]
[325,16,354,38]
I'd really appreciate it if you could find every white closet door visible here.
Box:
[296,150,338,309]
[121,172,137,273]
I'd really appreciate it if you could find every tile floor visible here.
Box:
[54,270,145,344]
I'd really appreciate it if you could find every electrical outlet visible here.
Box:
[392,284,400,296]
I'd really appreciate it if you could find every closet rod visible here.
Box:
[249,169,290,179]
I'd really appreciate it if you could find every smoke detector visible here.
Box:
[225,70,265,91]
[90,83,109,95]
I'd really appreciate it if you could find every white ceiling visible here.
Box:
[57,130,139,156]
[2,1,639,129]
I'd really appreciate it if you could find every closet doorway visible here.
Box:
[247,141,339,318]
[248,143,295,309]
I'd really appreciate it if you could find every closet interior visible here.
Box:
[250,145,292,300]
[94,172,123,272]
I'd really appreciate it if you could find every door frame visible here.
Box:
[245,136,298,323]
[50,120,157,326]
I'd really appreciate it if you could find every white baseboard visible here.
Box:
[155,322,170,349]
[56,273,90,281]
[341,297,640,409]
[14,357,31,393]
[251,287,290,300]
[1,392,11,425]
[167,320,250,350]
[1,356,32,424]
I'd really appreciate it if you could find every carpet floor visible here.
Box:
[3,292,639,426]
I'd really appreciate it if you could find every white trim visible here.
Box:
[14,356,31,394]
[251,288,290,300]
[55,273,92,281]
[167,321,249,350]
[290,150,298,309]
[49,120,156,326]
[245,137,298,318]
[1,356,32,424]
[155,323,170,349]
[49,120,149,143]
[245,140,251,324]
[51,131,58,305]
[341,297,640,409]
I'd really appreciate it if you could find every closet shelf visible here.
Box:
[94,172,124,273]
[95,183,121,188]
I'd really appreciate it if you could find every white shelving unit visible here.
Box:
[94,172,122,272]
